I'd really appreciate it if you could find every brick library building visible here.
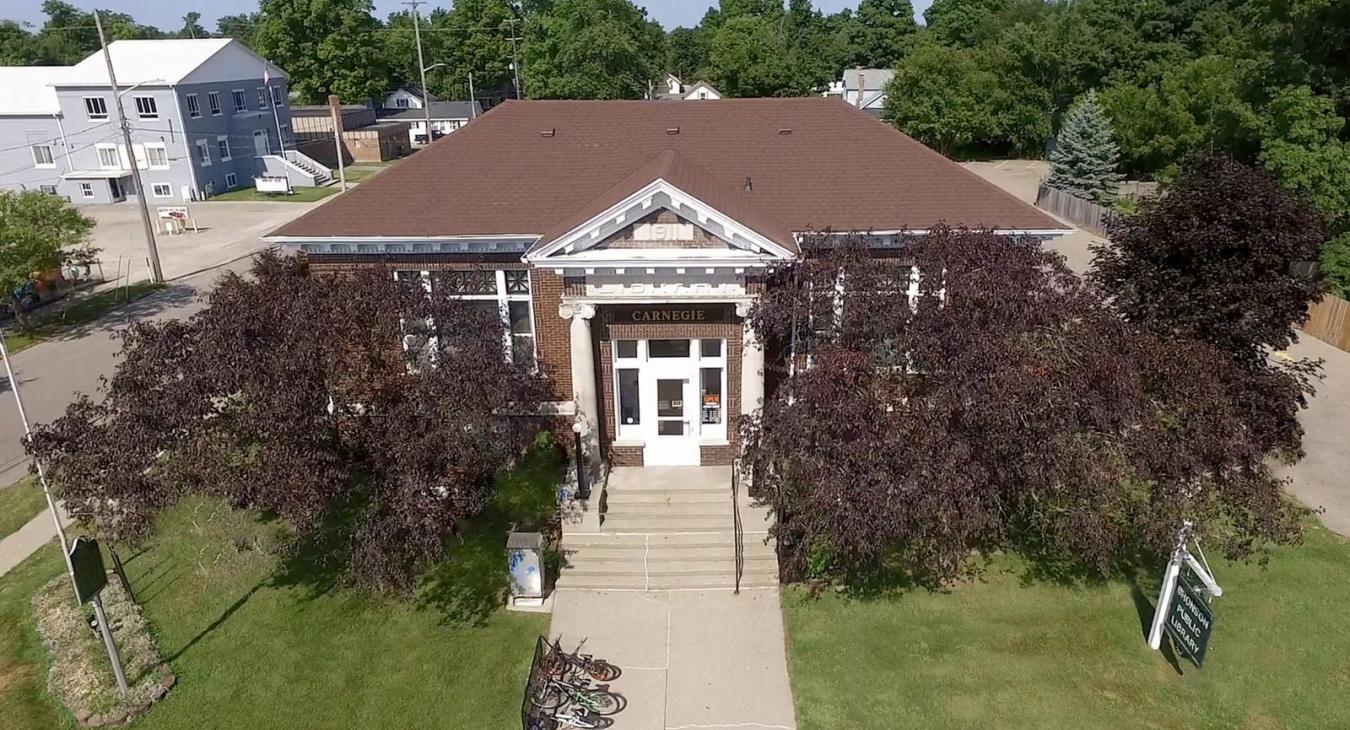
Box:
[266,98,1066,468]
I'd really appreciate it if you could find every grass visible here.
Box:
[0,479,49,539]
[3,281,164,353]
[782,522,1350,729]
[339,165,388,183]
[0,435,565,729]
[209,185,342,203]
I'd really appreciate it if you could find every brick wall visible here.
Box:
[530,270,571,401]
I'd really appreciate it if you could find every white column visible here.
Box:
[559,301,599,466]
[737,302,764,417]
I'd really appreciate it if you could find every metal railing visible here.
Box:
[731,460,745,594]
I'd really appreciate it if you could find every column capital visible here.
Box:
[734,301,754,318]
[558,301,596,321]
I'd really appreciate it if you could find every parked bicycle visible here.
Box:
[529,676,625,717]
[543,637,621,682]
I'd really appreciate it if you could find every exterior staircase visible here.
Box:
[557,466,779,591]
[282,149,332,185]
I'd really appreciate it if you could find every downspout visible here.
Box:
[168,83,200,199]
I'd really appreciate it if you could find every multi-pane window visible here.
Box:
[225,172,237,188]
[217,136,231,161]
[195,139,211,166]
[394,268,535,366]
[96,144,120,169]
[151,183,172,198]
[134,96,158,119]
[185,93,200,118]
[79,182,94,198]
[84,97,107,119]
[257,88,269,109]
[39,184,57,195]
[208,91,221,115]
[145,144,169,169]
[271,85,285,106]
[31,144,54,168]
[232,89,247,113]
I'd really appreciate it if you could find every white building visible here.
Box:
[824,68,895,117]
[382,101,483,146]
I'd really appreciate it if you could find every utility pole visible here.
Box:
[95,11,163,284]
[506,18,523,100]
[0,328,78,602]
[405,1,435,147]
[328,95,347,192]
[468,72,477,120]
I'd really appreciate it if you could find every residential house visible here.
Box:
[0,38,314,204]
[382,85,439,111]
[265,99,1069,472]
[382,101,483,146]
[823,68,894,117]
[653,75,724,101]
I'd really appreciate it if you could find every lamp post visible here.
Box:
[571,419,590,500]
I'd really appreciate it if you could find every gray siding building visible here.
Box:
[0,39,315,205]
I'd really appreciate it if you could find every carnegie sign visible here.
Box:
[611,305,733,324]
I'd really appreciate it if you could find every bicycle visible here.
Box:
[529,677,625,717]
[552,708,614,729]
[544,637,622,683]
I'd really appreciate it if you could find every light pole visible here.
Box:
[405,1,436,147]
[0,328,77,600]
[421,62,446,143]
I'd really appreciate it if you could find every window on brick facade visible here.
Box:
[396,268,535,366]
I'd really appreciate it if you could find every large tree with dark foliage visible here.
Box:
[28,254,550,593]
[742,229,1305,585]
[1091,156,1327,367]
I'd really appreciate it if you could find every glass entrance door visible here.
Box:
[613,337,725,466]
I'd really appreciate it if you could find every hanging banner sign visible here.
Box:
[1165,574,1214,668]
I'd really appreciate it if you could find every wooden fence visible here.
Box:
[1035,183,1119,237]
[1304,294,1350,352]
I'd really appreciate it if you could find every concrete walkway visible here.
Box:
[550,588,797,730]
[0,503,72,577]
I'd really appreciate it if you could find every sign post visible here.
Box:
[69,537,129,696]
[1147,520,1222,667]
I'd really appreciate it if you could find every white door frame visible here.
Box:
[641,345,701,466]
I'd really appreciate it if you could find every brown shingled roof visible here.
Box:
[529,148,799,255]
[270,98,1062,240]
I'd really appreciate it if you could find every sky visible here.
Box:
[2,1,933,33]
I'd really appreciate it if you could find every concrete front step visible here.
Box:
[604,502,744,517]
[565,543,777,562]
[602,516,738,532]
[605,488,735,505]
[563,531,775,547]
[563,558,779,577]
[556,573,779,591]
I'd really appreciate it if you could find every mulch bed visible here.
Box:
[32,572,175,727]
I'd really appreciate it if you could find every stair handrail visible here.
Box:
[731,459,745,594]
[283,148,333,179]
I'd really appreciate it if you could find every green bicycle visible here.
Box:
[529,677,625,717]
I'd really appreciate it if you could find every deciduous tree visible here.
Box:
[253,0,392,104]
[28,253,551,593]
[742,229,1305,585]
[0,190,96,326]
[522,0,666,99]
[1091,155,1327,367]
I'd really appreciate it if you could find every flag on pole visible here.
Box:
[263,60,270,85]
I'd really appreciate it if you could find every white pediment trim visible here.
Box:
[524,178,798,265]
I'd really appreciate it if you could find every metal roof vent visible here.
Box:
[540,128,556,137]
[744,176,753,192]
[778,128,793,135]
[666,127,680,135]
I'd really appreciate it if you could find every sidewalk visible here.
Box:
[550,588,797,730]
[0,505,72,577]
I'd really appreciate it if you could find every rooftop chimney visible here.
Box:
[744,176,753,192]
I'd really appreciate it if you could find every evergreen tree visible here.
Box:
[1047,89,1124,204]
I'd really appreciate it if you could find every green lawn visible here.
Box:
[0,479,49,538]
[783,522,1350,729]
[340,165,388,183]
[0,437,563,729]
[209,185,341,203]
[4,282,164,353]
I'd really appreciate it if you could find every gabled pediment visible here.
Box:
[523,150,799,270]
